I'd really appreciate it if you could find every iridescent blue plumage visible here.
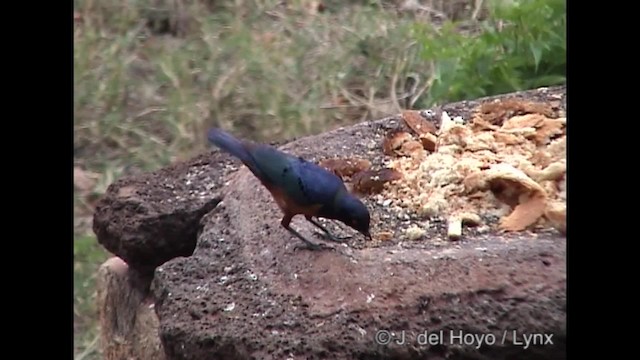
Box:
[208,128,371,250]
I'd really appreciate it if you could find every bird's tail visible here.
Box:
[207,128,253,164]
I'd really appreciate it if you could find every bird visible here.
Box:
[207,128,372,250]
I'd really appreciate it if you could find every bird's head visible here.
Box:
[336,193,372,240]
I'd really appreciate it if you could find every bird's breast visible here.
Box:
[265,184,322,216]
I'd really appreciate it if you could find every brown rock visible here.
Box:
[95,86,566,360]
[153,87,565,359]
[92,151,236,273]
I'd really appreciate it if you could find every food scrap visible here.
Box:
[458,212,482,227]
[467,163,548,232]
[381,99,566,240]
[475,99,557,126]
[544,201,566,235]
[319,157,371,178]
[382,130,416,157]
[376,231,394,241]
[419,133,438,152]
[405,224,427,240]
[402,110,437,136]
[352,168,403,195]
[447,217,462,240]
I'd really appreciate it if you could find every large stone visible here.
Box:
[146,87,567,359]
[92,151,239,273]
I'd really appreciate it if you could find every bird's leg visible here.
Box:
[281,215,333,251]
[306,216,352,243]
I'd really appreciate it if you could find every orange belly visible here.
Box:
[266,185,322,217]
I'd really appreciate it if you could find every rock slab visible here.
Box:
[93,152,239,273]
[146,87,567,359]
[93,87,566,359]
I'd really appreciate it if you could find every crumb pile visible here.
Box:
[381,101,566,236]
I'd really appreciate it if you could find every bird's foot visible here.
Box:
[293,241,335,252]
[313,231,352,243]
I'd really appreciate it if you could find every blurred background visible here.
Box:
[73,0,566,358]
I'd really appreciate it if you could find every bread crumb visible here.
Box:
[405,225,426,240]
[544,201,566,235]
[402,110,437,135]
[376,231,394,241]
[447,217,462,240]
[458,212,482,227]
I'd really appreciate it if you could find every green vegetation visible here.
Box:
[73,0,565,358]
[415,0,566,103]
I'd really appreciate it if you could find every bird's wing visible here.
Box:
[247,146,345,206]
[245,145,299,188]
[288,159,344,206]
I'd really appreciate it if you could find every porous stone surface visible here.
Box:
[145,87,567,359]
[93,151,239,273]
